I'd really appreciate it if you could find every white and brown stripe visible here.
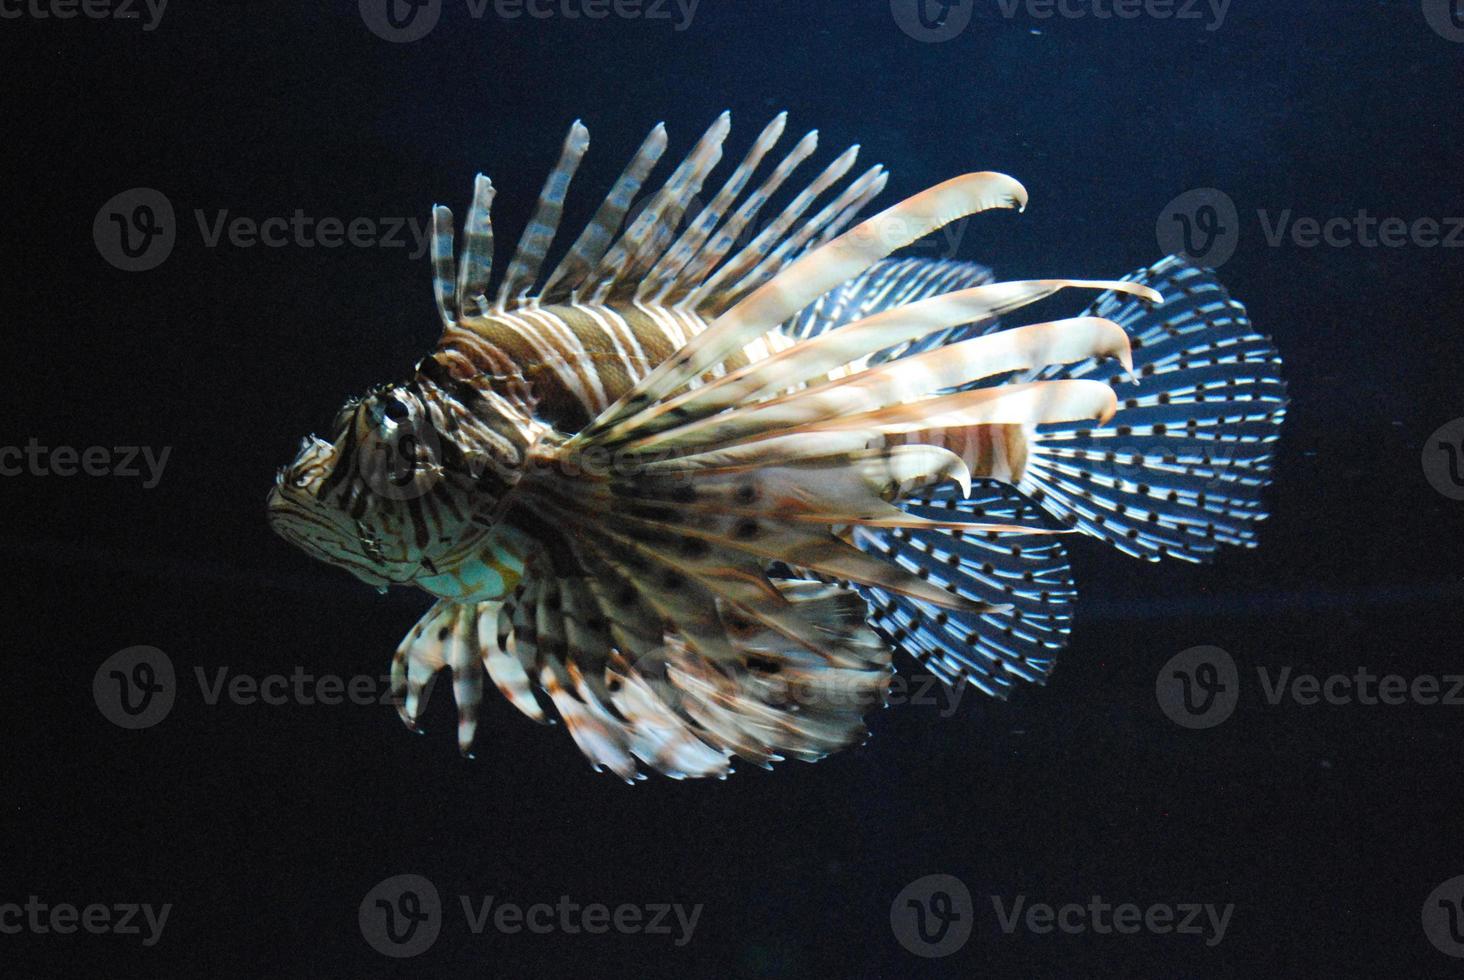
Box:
[439,301,796,433]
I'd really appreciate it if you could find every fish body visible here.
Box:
[268,112,1286,780]
[442,301,802,432]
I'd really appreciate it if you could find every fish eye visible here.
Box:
[383,398,411,423]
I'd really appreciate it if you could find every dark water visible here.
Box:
[5,1,1463,976]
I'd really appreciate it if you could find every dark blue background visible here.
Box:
[4,1,1462,976]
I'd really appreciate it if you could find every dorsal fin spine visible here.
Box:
[455,174,496,319]
[686,143,861,310]
[495,120,591,311]
[539,123,669,303]
[641,111,790,304]
[583,112,732,304]
[671,129,820,301]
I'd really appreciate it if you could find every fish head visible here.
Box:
[268,367,545,597]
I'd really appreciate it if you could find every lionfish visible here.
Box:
[268,112,1286,781]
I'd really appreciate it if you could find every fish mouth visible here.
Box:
[266,483,395,590]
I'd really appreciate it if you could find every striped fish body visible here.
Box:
[443,305,1041,499]
[440,302,797,432]
[268,113,1286,781]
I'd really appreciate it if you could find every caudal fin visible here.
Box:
[853,480,1074,700]
[1018,257,1287,562]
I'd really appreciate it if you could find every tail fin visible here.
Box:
[787,258,1079,699]
[852,480,1074,700]
[1018,257,1287,562]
